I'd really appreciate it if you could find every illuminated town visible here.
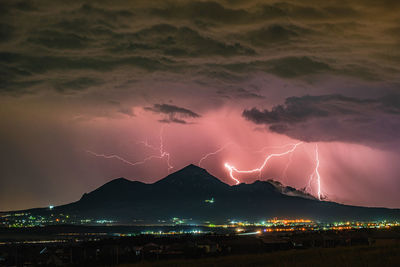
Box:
[1,211,398,233]
[1,211,399,265]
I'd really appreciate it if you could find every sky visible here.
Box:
[1,0,400,211]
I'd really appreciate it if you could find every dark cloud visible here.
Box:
[0,62,40,94]
[0,64,31,80]
[54,18,115,36]
[149,1,360,24]
[146,103,200,117]
[109,24,255,57]
[266,56,332,78]
[270,2,359,20]
[217,87,265,99]
[27,30,91,49]
[0,79,42,95]
[53,77,103,93]
[12,1,37,11]
[322,6,359,17]
[145,103,200,124]
[0,52,181,95]
[217,56,332,78]
[236,92,265,99]
[244,24,311,46]
[0,1,37,14]
[339,64,379,81]
[243,94,400,148]
[0,52,175,73]
[158,118,188,124]
[0,23,14,42]
[150,1,253,24]
[385,26,400,38]
[0,0,398,98]
[73,4,133,20]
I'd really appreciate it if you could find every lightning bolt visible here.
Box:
[255,143,301,154]
[86,150,164,166]
[305,144,322,200]
[136,140,159,151]
[280,151,294,183]
[86,126,173,173]
[198,143,232,167]
[315,145,321,200]
[225,163,241,185]
[86,150,140,166]
[159,126,173,172]
[224,142,303,185]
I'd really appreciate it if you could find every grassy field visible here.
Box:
[123,244,400,267]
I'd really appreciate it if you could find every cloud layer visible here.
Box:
[145,104,200,124]
[0,0,399,97]
[243,94,400,149]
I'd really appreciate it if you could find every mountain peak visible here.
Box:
[181,164,205,170]
[168,164,208,177]
[111,177,130,182]
[154,164,228,189]
[101,177,133,187]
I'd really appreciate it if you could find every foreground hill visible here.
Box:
[25,165,400,223]
[132,243,400,267]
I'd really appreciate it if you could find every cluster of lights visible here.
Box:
[205,197,215,203]
[0,212,74,227]
[268,219,312,224]
[172,217,186,225]
[140,229,204,235]
[2,211,398,234]
[95,219,114,224]
[223,218,400,234]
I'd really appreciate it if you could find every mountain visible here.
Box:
[25,165,400,223]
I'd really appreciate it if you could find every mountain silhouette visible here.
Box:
[24,165,400,223]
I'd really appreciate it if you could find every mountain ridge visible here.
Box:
[5,164,400,222]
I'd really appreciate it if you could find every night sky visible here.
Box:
[1,0,400,211]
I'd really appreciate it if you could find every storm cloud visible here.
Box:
[243,94,400,148]
[0,0,399,97]
[145,104,200,124]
